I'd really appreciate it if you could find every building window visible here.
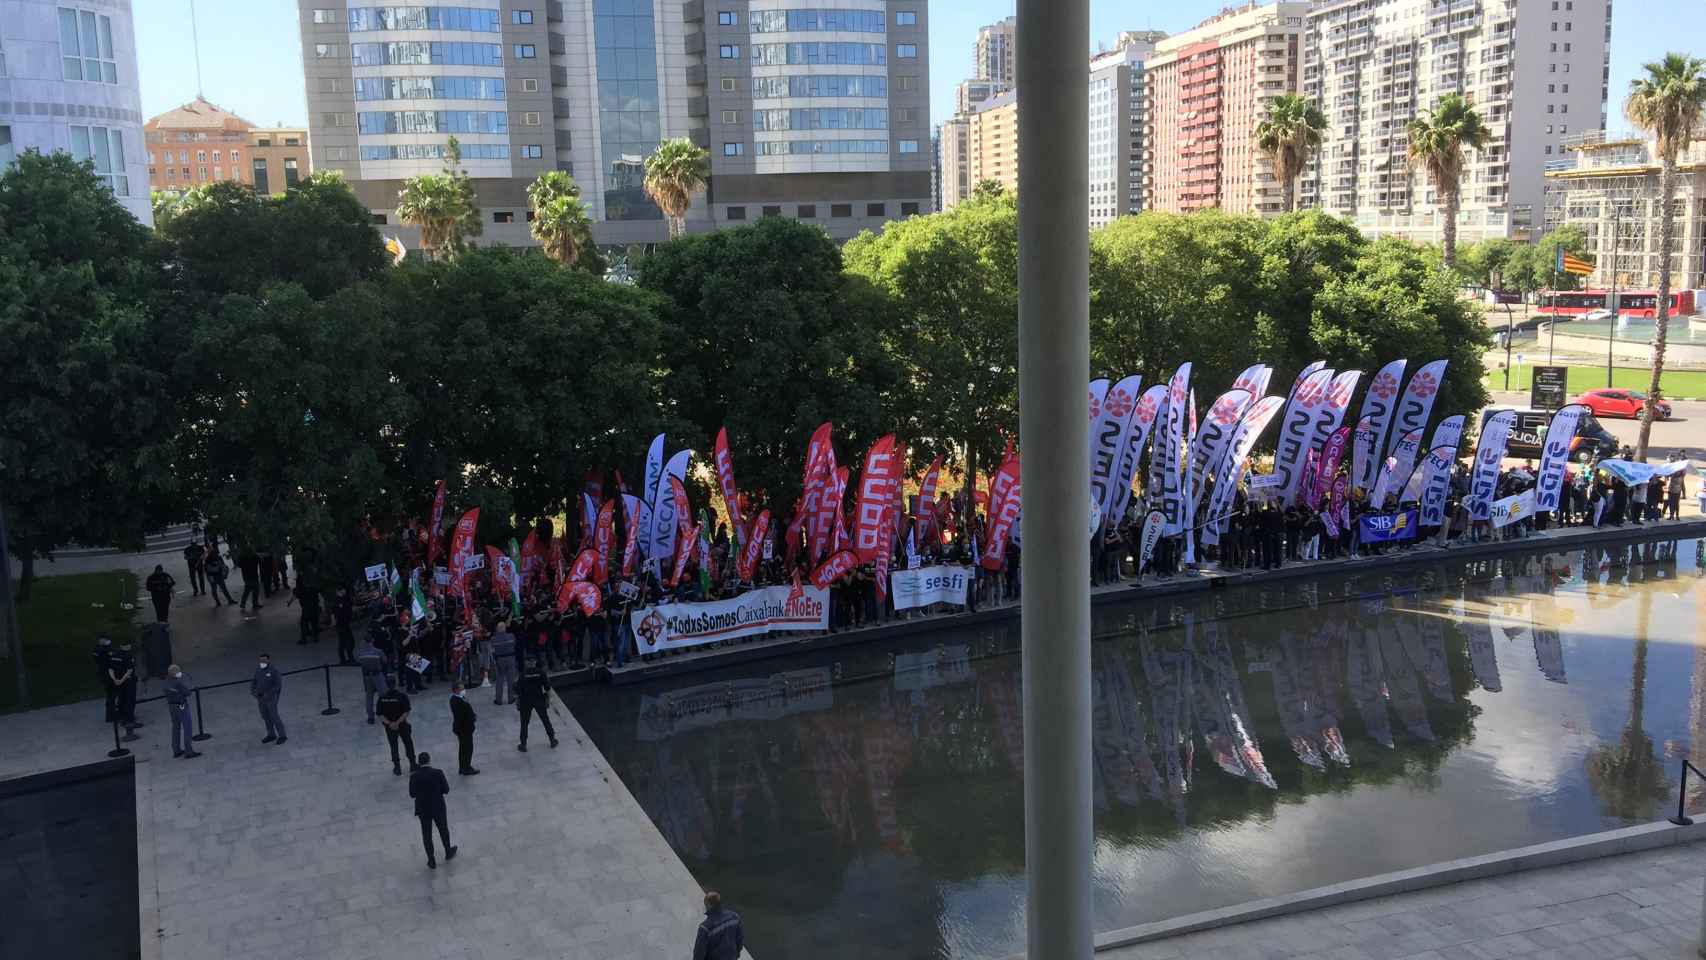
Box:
[515,44,536,59]
[319,77,342,93]
[762,205,781,217]
[718,11,736,25]
[721,110,740,123]
[726,205,746,220]
[521,144,544,158]
[719,44,739,59]
[901,201,919,216]
[723,141,744,155]
[59,7,119,83]
[315,43,339,59]
[721,77,736,92]
[895,10,917,25]
[1564,21,1571,30]
[896,43,917,59]
[325,145,350,162]
[797,204,816,218]
[523,78,538,92]
[196,150,207,163]
[524,112,541,125]
[899,75,916,90]
[831,203,852,217]
[213,166,223,180]
[512,10,535,24]
[312,8,337,24]
[324,111,356,127]
[494,211,515,223]
[371,213,388,225]
[899,139,919,153]
[1545,145,1553,155]
[284,158,300,187]
[895,108,915,123]
[866,202,884,217]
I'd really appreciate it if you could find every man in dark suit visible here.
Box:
[407,752,457,869]
[515,658,558,751]
[449,682,479,776]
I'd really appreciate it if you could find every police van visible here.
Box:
[1478,406,1619,461]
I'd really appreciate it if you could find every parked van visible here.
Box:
[1479,406,1619,461]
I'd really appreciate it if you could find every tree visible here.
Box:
[527,170,594,268]
[643,138,710,239]
[1521,227,1592,296]
[843,190,1017,486]
[1585,589,1666,818]
[645,217,903,509]
[971,179,1008,202]
[395,137,482,260]
[1255,94,1327,213]
[1407,94,1490,269]
[0,151,183,601]
[1624,53,1706,458]
[1456,237,1521,291]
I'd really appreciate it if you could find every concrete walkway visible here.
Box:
[1104,838,1706,960]
[0,583,705,960]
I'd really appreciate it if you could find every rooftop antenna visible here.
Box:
[189,0,204,98]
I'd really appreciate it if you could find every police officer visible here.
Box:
[376,678,417,776]
[515,658,557,752]
[145,564,176,623]
[107,638,139,730]
[489,620,518,705]
[162,664,201,759]
[95,634,117,724]
[691,891,744,960]
[333,587,356,665]
[356,635,386,724]
[250,652,287,744]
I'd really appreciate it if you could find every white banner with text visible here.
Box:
[889,565,972,610]
[630,584,830,654]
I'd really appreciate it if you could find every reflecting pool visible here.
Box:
[564,537,1706,960]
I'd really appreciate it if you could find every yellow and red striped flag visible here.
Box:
[1557,250,1595,276]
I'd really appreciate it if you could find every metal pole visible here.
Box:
[1608,206,1619,388]
[107,720,130,759]
[0,497,24,708]
[192,686,212,741]
[1670,763,1693,826]
[1017,0,1092,954]
[320,663,340,715]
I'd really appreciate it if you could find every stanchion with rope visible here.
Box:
[320,663,340,716]
[192,687,212,742]
[107,720,131,758]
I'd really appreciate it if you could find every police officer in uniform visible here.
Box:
[356,635,387,723]
[515,658,557,751]
[107,638,139,730]
[691,891,745,960]
[376,678,417,776]
[162,664,201,758]
[250,653,287,744]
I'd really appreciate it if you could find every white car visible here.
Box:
[1584,309,1615,323]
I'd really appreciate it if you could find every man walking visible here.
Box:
[183,542,205,598]
[238,549,263,611]
[145,565,176,623]
[95,634,117,724]
[691,892,745,960]
[357,635,387,723]
[377,679,417,776]
[251,653,287,744]
[205,546,237,606]
[407,753,456,869]
[489,620,518,705]
[333,587,357,665]
[162,664,201,759]
[450,682,479,776]
[515,658,558,752]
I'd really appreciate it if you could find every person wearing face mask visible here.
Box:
[250,653,287,744]
[515,657,558,751]
[449,681,478,776]
[376,677,417,776]
[162,664,201,759]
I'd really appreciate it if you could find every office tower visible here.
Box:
[0,0,150,224]
[1088,31,1163,228]
[973,15,1014,89]
[145,97,311,196]
[1143,2,1308,216]
[938,113,968,209]
[955,78,1004,114]
[964,89,1017,197]
[1301,0,1611,242]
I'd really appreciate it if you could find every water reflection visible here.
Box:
[564,537,1706,960]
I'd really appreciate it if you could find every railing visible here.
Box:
[1668,759,1706,826]
[105,663,342,759]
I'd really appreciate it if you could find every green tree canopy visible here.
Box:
[643,138,710,239]
[396,137,482,260]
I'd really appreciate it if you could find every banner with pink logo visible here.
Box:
[1159,363,1192,534]
[1309,425,1352,509]
[1089,374,1144,528]
[1231,363,1273,401]
[1301,370,1361,504]
[1273,368,1334,507]
[1469,410,1515,520]
[1351,359,1407,491]
[1389,359,1448,457]
[1204,395,1287,534]
[1108,384,1168,527]
[1189,388,1254,504]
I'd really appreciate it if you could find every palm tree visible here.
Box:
[642,138,710,239]
[1255,94,1327,213]
[527,170,593,267]
[1585,589,1667,819]
[395,137,481,260]
[1624,53,1706,459]
[1406,94,1491,269]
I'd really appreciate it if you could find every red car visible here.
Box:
[1573,387,1672,420]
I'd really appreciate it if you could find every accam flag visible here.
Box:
[981,455,1022,571]
[1352,359,1407,491]
[446,508,479,598]
[649,448,691,565]
[713,427,744,552]
[1273,368,1334,507]
[854,434,900,562]
[1189,388,1253,505]
[737,510,771,581]
[1534,404,1587,512]
[1159,363,1192,534]
[425,479,448,569]
[1205,395,1286,534]
[1090,374,1144,526]
[1389,360,1448,457]
[1109,384,1167,526]
[1469,410,1516,520]
[1418,445,1458,527]
[642,433,666,522]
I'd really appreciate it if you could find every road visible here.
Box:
[1487,390,1706,460]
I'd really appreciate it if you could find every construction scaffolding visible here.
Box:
[1543,131,1706,295]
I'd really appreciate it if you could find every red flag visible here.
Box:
[621,495,642,577]
[737,510,771,581]
[484,545,505,593]
[800,423,833,556]
[425,480,447,569]
[981,455,1022,571]
[594,499,615,585]
[555,579,602,616]
[874,506,894,606]
[670,522,701,588]
[853,434,899,562]
[811,548,860,588]
[520,530,543,585]
[446,508,479,597]
[916,457,943,544]
[830,465,850,551]
[568,547,598,583]
[713,427,744,551]
[785,504,806,570]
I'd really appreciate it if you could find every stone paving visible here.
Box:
[0,566,705,960]
[1104,841,1706,960]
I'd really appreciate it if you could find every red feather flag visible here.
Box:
[736,510,771,581]
[811,548,860,589]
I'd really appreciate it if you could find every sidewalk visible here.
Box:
[0,585,706,960]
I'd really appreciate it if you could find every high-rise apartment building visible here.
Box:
[954,78,1004,114]
[974,15,1014,89]
[145,97,312,196]
[298,0,929,249]
[1300,0,1611,243]
[1543,132,1706,291]
[1088,31,1163,228]
[938,113,967,208]
[1143,2,1307,216]
[0,0,150,224]
[964,88,1017,196]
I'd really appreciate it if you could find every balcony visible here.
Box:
[684,0,703,21]
[548,0,565,21]
[688,96,707,117]
[686,63,706,85]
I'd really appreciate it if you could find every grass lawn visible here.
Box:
[0,570,137,714]
[1484,364,1706,398]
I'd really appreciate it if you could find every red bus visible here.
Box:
[1538,289,1697,318]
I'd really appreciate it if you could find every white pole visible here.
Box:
[1017,0,1092,955]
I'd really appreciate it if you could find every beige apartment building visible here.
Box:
[1543,133,1706,292]
[964,89,1018,198]
[1143,2,1307,216]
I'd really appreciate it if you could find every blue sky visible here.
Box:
[135,0,1702,132]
